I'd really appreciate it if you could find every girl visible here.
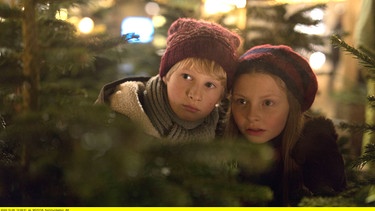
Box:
[226,44,346,206]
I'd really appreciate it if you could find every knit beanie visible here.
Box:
[159,18,241,89]
[238,44,318,112]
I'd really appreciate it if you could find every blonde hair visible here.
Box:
[165,58,227,90]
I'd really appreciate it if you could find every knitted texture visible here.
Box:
[238,44,318,112]
[109,81,160,138]
[143,76,219,142]
[109,77,219,142]
[159,18,241,89]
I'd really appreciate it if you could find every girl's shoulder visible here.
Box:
[292,115,347,195]
[294,115,339,159]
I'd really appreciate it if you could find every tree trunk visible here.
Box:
[22,0,39,112]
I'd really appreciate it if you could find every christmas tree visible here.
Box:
[0,0,273,206]
[1,0,373,207]
[243,3,326,52]
[298,35,375,207]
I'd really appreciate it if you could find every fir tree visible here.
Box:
[298,35,375,207]
[0,1,274,206]
[243,3,326,52]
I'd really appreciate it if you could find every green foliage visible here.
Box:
[297,34,375,207]
[331,35,375,77]
[353,143,375,169]
[244,3,326,52]
[0,0,274,206]
[2,0,374,207]
[0,104,274,206]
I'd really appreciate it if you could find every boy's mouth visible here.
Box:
[183,104,199,113]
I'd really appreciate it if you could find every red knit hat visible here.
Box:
[238,44,318,112]
[159,18,241,89]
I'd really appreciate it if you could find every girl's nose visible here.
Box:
[246,104,260,122]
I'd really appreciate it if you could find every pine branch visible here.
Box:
[352,143,375,169]
[84,33,140,52]
[368,95,375,108]
[338,122,375,134]
[288,4,325,26]
[0,3,23,19]
[35,0,92,7]
[331,35,375,73]
[296,3,326,13]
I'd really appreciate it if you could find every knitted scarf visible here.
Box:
[143,76,219,142]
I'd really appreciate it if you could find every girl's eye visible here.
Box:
[234,98,247,105]
[182,73,192,80]
[264,100,274,106]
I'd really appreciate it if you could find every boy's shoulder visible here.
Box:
[96,76,151,104]
[103,76,150,92]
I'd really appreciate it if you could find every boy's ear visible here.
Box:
[162,76,168,84]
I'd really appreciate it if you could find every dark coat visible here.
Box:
[292,116,347,196]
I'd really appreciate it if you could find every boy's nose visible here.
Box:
[188,88,202,101]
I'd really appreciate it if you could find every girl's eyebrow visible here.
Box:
[231,93,247,98]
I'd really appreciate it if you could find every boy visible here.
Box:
[96,18,240,142]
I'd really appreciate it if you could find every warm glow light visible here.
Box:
[67,16,80,26]
[204,0,246,15]
[78,17,94,34]
[309,51,326,70]
[152,34,167,49]
[274,0,344,3]
[152,15,166,28]
[294,23,326,35]
[55,8,68,20]
[98,0,114,8]
[233,0,247,8]
[310,8,324,20]
[145,2,160,16]
[204,0,233,15]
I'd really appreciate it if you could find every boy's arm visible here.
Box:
[94,76,150,104]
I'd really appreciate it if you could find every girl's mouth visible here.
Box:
[245,128,265,136]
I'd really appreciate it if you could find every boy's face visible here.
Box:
[162,67,224,122]
[231,72,289,144]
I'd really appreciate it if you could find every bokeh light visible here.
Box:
[309,51,326,70]
[121,17,154,43]
[78,17,94,34]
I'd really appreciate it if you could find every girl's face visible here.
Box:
[231,72,289,143]
[163,67,224,122]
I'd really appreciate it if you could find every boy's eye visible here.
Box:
[182,73,192,80]
[205,82,216,88]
